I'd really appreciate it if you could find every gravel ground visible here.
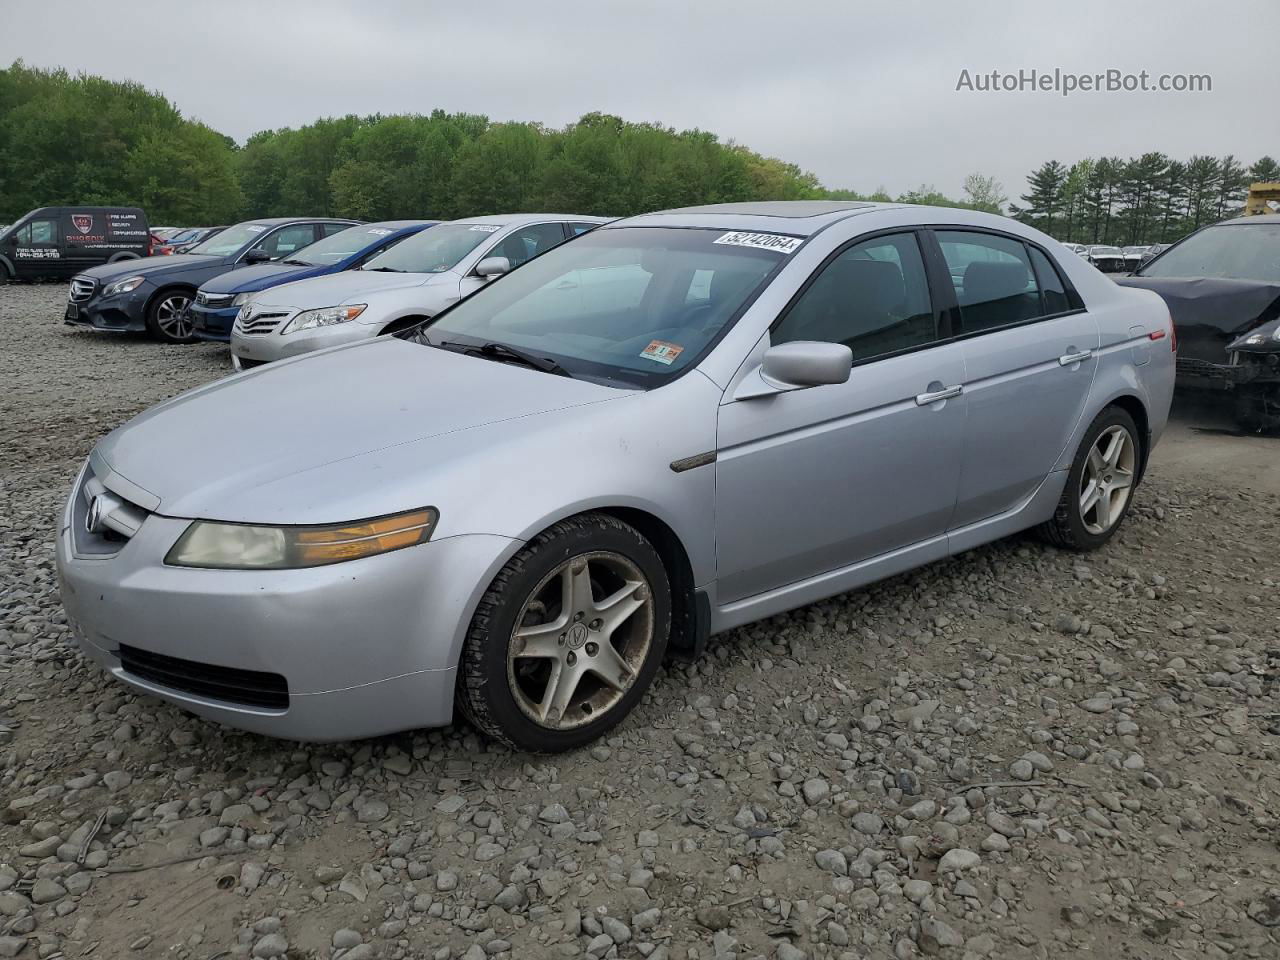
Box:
[2,282,1279,960]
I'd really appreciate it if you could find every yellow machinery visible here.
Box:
[1243,182,1280,215]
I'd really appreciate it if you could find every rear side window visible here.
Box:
[1029,247,1070,315]
[772,232,937,362]
[568,222,599,236]
[936,231,1042,333]
[320,222,352,238]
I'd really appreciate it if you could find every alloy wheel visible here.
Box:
[506,551,654,730]
[1078,424,1136,536]
[156,294,194,340]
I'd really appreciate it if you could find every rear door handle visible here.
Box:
[915,384,963,405]
[1059,350,1093,366]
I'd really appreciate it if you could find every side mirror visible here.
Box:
[243,248,272,265]
[735,341,853,400]
[475,256,511,279]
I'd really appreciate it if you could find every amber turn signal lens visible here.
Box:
[293,509,437,565]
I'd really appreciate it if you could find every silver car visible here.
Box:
[230,213,607,368]
[56,201,1175,751]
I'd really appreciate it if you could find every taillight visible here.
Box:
[1150,312,1176,351]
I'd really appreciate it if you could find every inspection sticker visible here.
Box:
[366,228,392,235]
[640,339,684,365]
[713,231,802,254]
[467,224,502,233]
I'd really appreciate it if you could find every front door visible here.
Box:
[715,231,966,604]
[12,215,65,279]
[458,222,572,301]
[930,230,1100,529]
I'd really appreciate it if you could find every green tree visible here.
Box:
[1016,161,1067,235]
[962,173,1006,214]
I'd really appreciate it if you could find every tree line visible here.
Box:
[0,62,1013,228]
[1013,154,1279,246]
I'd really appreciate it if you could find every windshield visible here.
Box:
[361,222,496,274]
[1139,222,1280,283]
[168,228,201,244]
[283,225,396,267]
[188,222,273,257]
[1092,246,1122,255]
[422,226,787,387]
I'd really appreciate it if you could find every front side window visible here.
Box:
[422,226,785,387]
[252,224,318,259]
[569,222,600,236]
[937,230,1041,333]
[1139,222,1280,283]
[487,223,570,268]
[772,232,937,361]
[361,223,497,274]
[18,219,57,245]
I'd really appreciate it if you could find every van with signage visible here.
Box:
[0,206,151,282]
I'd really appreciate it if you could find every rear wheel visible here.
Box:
[1039,407,1141,551]
[458,513,671,752]
[145,289,197,343]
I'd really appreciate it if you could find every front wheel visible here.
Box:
[145,289,197,343]
[458,513,671,752]
[1039,407,1141,550]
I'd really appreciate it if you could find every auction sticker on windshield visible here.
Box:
[468,225,502,233]
[640,339,684,365]
[713,232,802,254]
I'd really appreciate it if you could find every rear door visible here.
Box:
[930,229,1100,530]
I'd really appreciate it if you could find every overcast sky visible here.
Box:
[3,0,1275,204]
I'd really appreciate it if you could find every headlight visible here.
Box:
[232,292,252,307]
[281,304,367,335]
[102,276,145,297]
[165,508,438,569]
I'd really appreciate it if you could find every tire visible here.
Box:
[0,262,11,285]
[458,513,671,752]
[1039,406,1141,551]
[1233,386,1280,433]
[144,288,197,343]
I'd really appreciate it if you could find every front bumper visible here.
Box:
[231,317,381,365]
[63,288,149,333]
[55,469,518,741]
[190,303,237,343]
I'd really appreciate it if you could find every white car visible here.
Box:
[231,213,607,367]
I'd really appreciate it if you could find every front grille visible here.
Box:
[69,277,95,302]
[118,644,289,710]
[234,312,289,336]
[196,291,235,308]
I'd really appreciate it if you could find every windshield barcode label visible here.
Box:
[714,232,802,254]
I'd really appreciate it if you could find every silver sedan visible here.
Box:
[56,201,1175,751]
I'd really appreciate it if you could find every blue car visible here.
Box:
[190,220,437,342]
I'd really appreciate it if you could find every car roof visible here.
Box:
[1212,213,1280,226]
[609,201,903,236]
[356,219,439,230]
[245,217,361,226]
[446,213,610,227]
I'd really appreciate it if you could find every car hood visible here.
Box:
[81,254,225,282]
[1116,275,1280,362]
[199,262,330,295]
[94,338,622,521]
[249,269,439,309]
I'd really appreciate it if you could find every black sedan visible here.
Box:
[1118,214,1280,430]
[65,218,359,343]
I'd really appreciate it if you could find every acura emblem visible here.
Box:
[85,495,106,535]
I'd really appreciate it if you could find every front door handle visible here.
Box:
[915,384,963,405]
[1059,349,1093,366]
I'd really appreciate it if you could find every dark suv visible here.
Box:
[66,217,359,343]
[1,206,151,282]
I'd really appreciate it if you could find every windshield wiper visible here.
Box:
[434,339,569,377]
[282,258,311,266]
[362,266,403,273]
